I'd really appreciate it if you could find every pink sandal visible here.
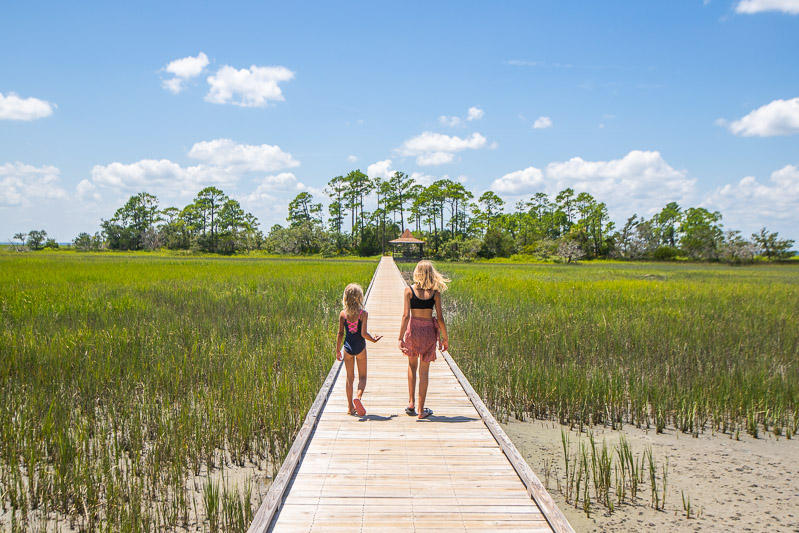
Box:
[353,398,366,416]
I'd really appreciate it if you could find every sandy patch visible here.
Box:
[502,419,799,532]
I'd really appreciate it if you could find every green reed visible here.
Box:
[557,429,666,516]
[405,261,799,438]
[0,252,373,531]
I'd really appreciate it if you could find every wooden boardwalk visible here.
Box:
[249,257,572,532]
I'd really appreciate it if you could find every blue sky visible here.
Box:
[2,0,798,242]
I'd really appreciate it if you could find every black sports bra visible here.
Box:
[410,285,435,309]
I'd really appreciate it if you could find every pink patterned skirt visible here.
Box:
[401,316,440,362]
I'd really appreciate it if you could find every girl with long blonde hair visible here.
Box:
[398,260,450,419]
[335,283,382,416]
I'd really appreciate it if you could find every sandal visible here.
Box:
[417,408,433,420]
[405,407,417,416]
[353,398,366,416]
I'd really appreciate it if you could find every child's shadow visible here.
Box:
[420,415,478,423]
[357,414,398,422]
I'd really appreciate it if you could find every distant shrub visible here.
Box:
[652,246,678,261]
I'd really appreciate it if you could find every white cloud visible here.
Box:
[492,166,546,195]
[0,162,67,207]
[162,52,209,94]
[76,179,101,202]
[0,92,54,121]
[735,0,799,14]
[492,150,696,220]
[165,52,209,78]
[397,131,488,166]
[533,116,553,129]
[467,107,484,121]
[241,173,321,212]
[89,159,236,199]
[256,172,308,192]
[438,106,484,127]
[446,174,469,184]
[438,115,462,127]
[206,65,294,107]
[545,151,695,213]
[188,138,299,171]
[367,159,394,179]
[722,97,799,137]
[703,164,799,235]
[347,155,358,162]
[417,152,455,166]
[410,171,436,186]
[84,139,302,206]
[240,187,278,210]
[162,78,184,94]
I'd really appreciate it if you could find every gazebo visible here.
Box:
[389,229,425,260]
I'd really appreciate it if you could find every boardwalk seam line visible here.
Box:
[247,258,382,533]
[387,258,574,533]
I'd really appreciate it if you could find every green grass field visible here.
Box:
[401,260,799,437]
[4,253,798,530]
[0,252,374,532]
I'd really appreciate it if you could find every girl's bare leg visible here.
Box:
[417,359,431,418]
[355,350,367,400]
[407,356,418,410]
[344,353,355,413]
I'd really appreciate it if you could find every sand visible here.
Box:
[501,419,799,532]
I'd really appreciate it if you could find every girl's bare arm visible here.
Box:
[434,291,449,352]
[360,311,382,343]
[335,313,345,359]
[398,287,411,348]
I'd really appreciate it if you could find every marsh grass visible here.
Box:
[0,253,373,531]
[402,261,799,438]
[557,429,669,515]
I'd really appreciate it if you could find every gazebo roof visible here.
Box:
[389,229,425,244]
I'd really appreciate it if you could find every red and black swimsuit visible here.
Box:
[343,310,366,355]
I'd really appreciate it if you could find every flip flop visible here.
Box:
[418,408,433,420]
[353,398,366,416]
[405,407,417,416]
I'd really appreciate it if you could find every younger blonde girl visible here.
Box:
[335,283,382,416]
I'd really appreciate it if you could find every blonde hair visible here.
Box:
[412,260,449,292]
[342,283,364,315]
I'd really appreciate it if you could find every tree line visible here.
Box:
[76,187,262,253]
[8,169,796,261]
[267,169,795,262]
